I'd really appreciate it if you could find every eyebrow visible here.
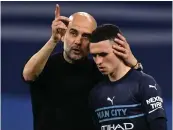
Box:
[69,28,78,32]
[82,33,92,38]
[91,52,108,57]
[69,28,92,37]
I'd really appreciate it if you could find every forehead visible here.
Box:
[90,40,113,53]
[68,16,95,34]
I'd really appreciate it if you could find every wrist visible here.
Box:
[130,58,138,67]
[133,61,138,69]
[50,36,59,44]
[133,62,143,71]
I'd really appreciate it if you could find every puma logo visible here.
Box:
[149,84,157,90]
[107,96,115,105]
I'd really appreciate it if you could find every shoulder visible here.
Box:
[127,70,158,94]
[49,52,63,62]
[30,53,63,85]
[139,71,157,85]
[131,70,156,84]
[45,52,64,67]
[136,71,162,94]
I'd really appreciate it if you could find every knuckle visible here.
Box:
[126,50,129,54]
[124,55,128,59]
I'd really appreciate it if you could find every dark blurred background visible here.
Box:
[1,1,172,130]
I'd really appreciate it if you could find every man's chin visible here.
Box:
[100,71,108,75]
[70,53,84,61]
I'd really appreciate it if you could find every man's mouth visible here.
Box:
[72,48,81,54]
[98,67,105,72]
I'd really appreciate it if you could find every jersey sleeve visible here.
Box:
[139,73,167,122]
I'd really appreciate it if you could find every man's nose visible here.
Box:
[94,56,103,65]
[74,35,82,45]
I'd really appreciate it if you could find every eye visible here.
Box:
[92,54,97,58]
[82,37,89,42]
[99,52,108,57]
[70,30,77,37]
[82,34,91,42]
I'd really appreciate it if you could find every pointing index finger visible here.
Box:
[55,4,60,18]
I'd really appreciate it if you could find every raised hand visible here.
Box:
[51,4,70,42]
[112,33,137,67]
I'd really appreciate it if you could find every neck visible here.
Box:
[108,62,131,82]
[63,51,74,64]
[63,51,87,64]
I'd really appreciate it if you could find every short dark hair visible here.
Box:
[90,24,121,43]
